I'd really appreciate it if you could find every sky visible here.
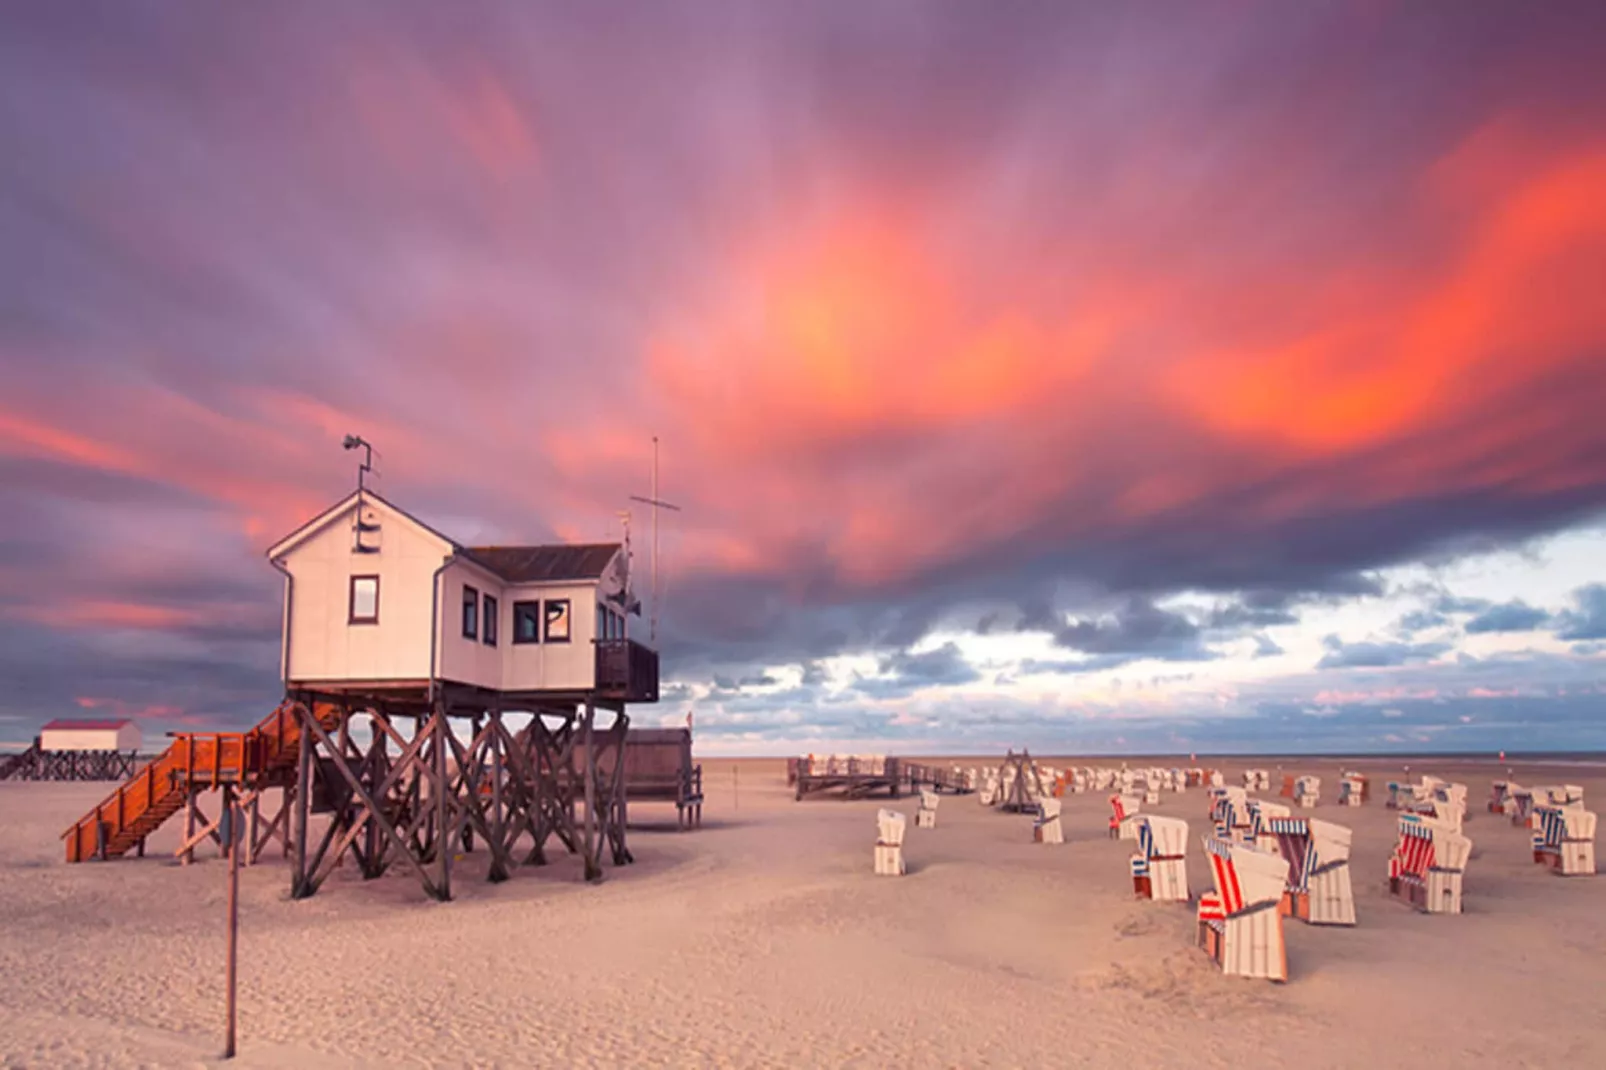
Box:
[2,2,1605,755]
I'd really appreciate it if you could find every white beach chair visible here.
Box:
[1131,815,1190,902]
[1197,836,1289,981]
[1388,814,1470,914]
[1338,774,1366,807]
[1270,817,1355,926]
[915,788,939,829]
[1533,804,1596,876]
[1034,797,1064,844]
[875,809,907,876]
[1293,775,1320,808]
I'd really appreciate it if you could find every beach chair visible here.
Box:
[1197,836,1290,981]
[1131,815,1190,902]
[1269,817,1355,925]
[1207,770,1225,789]
[1533,804,1596,876]
[1211,786,1252,842]
[1248,798,1291,853]
[1488,781,1510,814]
[1388,814,1471,914]
[1294,775,1320,808]
[1109,793,1141,838]
[1510,787,1537,827]
[1035,797,1064,844]
[915,788,939,829]
[875,809,907,876]
[1279,774,1297,799]
[1338,774,1366,807]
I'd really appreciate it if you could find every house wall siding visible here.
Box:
[437,560,506,691]
[282,497,446,685]
[39,725,142,751]
[502,580,601,692]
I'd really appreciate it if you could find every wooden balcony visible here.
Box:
[595,639,659,703]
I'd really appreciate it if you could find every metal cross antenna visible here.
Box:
[629,435,681,645]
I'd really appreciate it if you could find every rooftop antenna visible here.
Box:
[616,509,634,638]
[342,434,374,492]
[629,435,681,645]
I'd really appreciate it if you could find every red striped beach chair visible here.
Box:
[1532,804,1596,876]
[1109,793,1141,839]
[1388,814,1470,913]
[1197,836,1289,981]
[1130,814,1190,902]
[1269,817,1355,925]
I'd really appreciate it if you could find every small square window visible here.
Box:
[462,584,479,640]
[349,575,379,624]
[545,598,571,643]
[483,594,498,646]
[513,601,541,644]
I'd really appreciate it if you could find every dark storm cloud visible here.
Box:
[1464,600,1553,634]
[1554,584,1606,641]
[1316,636,1453,670]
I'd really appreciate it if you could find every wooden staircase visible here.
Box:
[62,700,342,863]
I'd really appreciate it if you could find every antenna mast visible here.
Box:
[629,435,681,645]
[342,434,374,492]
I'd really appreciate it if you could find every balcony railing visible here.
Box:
[595,639,660,703]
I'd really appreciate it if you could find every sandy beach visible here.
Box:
[2,756,1604,1069]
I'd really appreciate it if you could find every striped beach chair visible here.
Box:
[1197,836,1289,981]
[1247,798,1291,853]
[1532,804,1596,876]
[1211,786,1253,843]
[1388,814,1470,913]
[1269,817,1355,925]
[1109,793,1141,839]
[1510,787,1538,827]
[1130,815,1190,902]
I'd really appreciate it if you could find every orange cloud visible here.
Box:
[1167,137,1606,453]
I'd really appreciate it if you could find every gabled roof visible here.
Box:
[463,544,621,584]
[266,488,458,560]
[42,719,134,731]
[266,488,620,583]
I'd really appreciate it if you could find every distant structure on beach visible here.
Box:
[0,719,142,782]
[63,449,674,900]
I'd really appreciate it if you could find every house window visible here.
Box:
[462,585,479,640]
[483,594,498,646]
[349,575,379,624]
[545,598,571,643]
[513,601,540,644]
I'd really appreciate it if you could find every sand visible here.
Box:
[2,756,1604,1068]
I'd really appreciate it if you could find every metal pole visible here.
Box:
[224,785,239,1059]
[651,436,659,644]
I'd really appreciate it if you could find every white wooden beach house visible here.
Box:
[266,488,654,703]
